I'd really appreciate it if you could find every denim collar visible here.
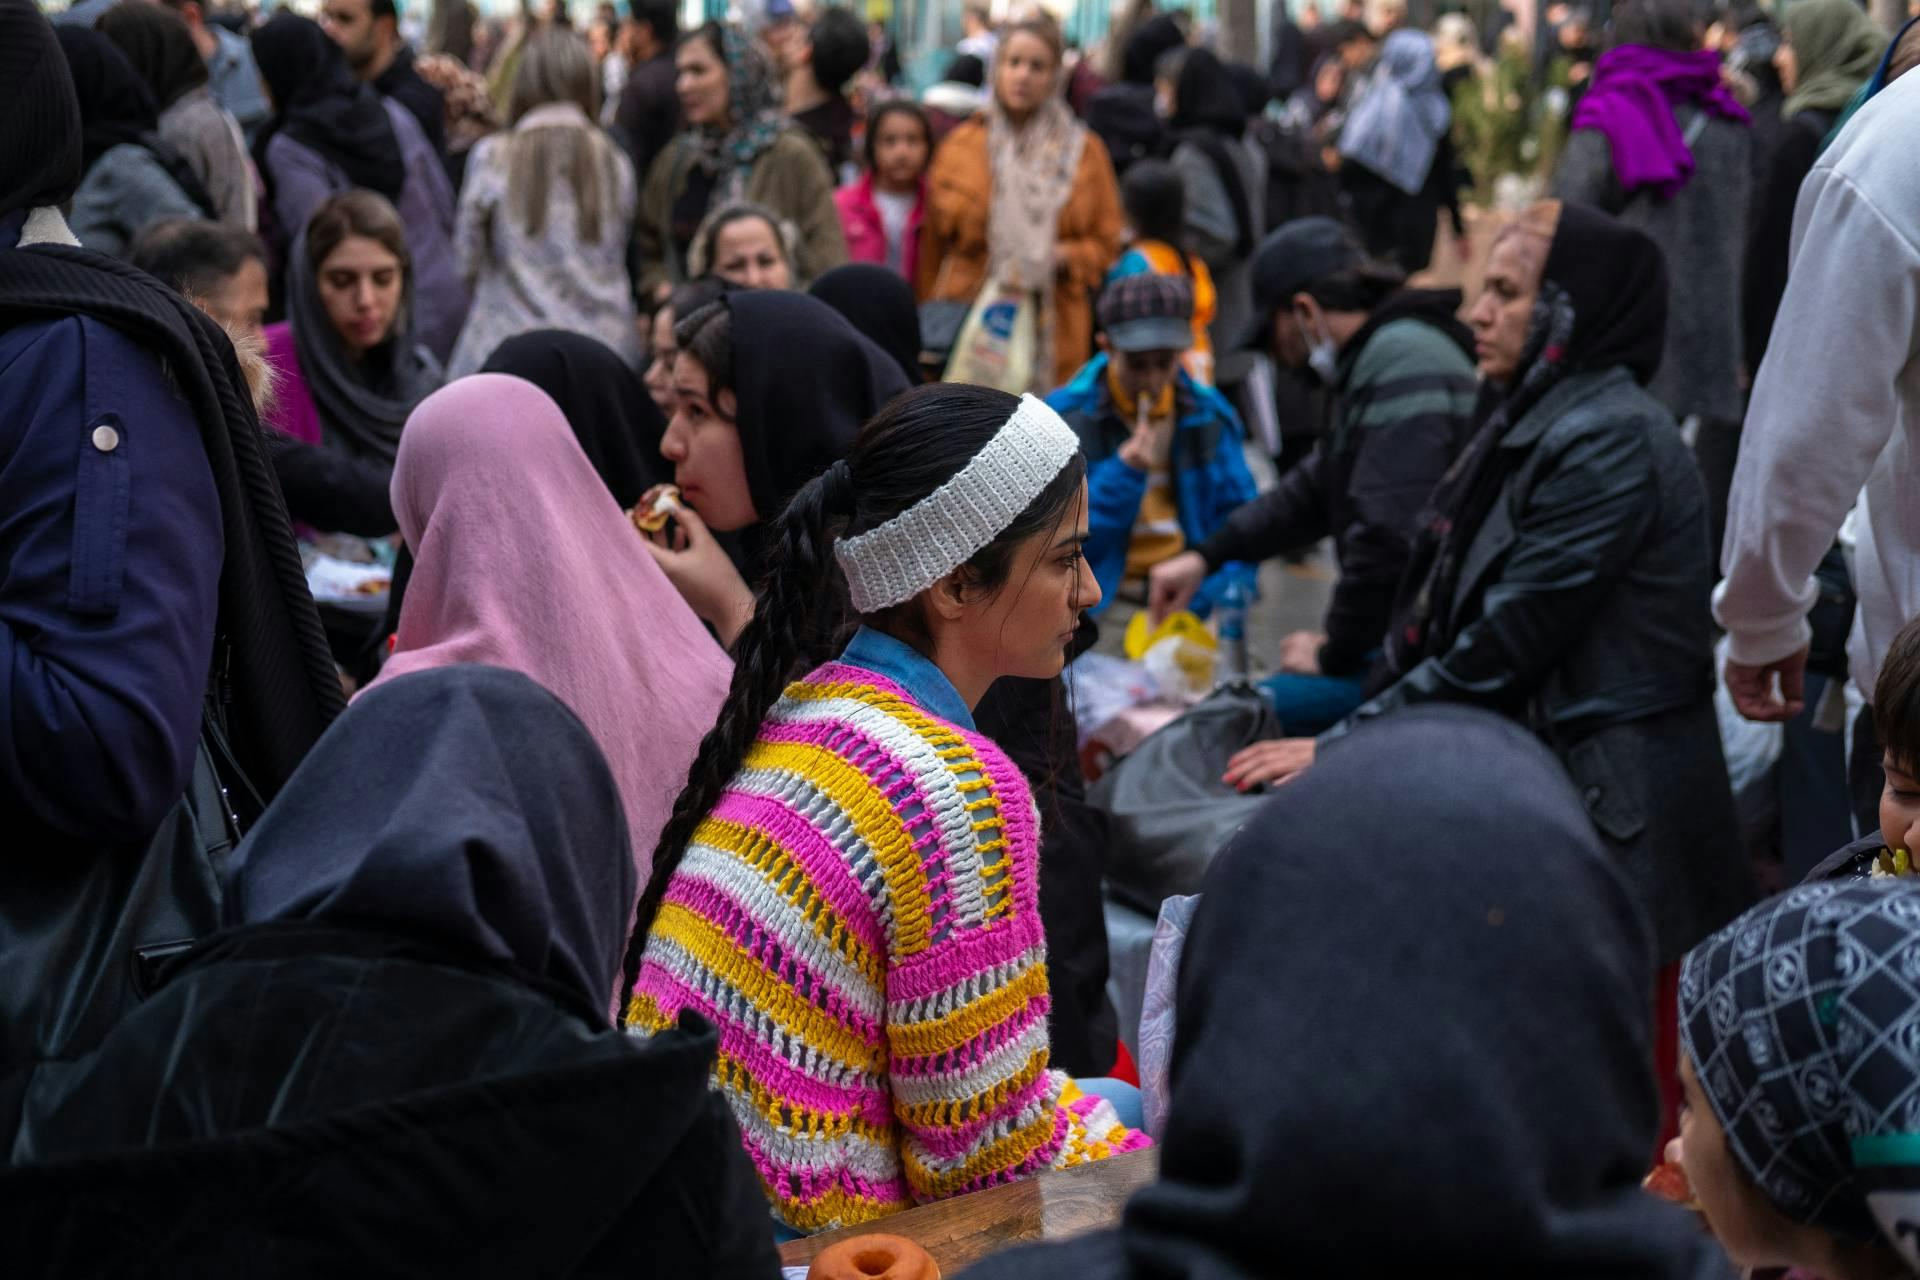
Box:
[839,626,975,731]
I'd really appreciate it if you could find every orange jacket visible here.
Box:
[917,117,1124,391]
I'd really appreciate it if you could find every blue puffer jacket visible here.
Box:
[1047,355,1258,617]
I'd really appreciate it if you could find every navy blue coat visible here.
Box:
[0,306,221,848]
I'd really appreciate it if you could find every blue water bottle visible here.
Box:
[1216,579,1250,686]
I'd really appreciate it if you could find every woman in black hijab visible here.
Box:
[248,11,404,208]
[1234,201,1751,972]
[481,330,666,509]
[637,289,909,647]
[7,666,780,1278]
[97,1,254,230]
[54,26,215,258]
[966,705,1728,1278]
[809,263,925,387]
[249,9,477,369]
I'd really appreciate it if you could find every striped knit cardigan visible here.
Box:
[627,658,1148,1233]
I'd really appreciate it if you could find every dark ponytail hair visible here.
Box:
[618,383,1088,1013]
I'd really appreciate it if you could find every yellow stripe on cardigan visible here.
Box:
[901,1096,1066,1201]
[625,990,671,1033]
[766,1181,916,1234]
[892,1045,1049,1131]
[689,814,884,991]
[710,1049,894,1147]
[885,961,1051,1060]
[741,737,939,957]
[784,676,1024,928]
[651,901,882,1074]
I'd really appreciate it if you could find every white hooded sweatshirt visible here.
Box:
[1714,69,1920,698]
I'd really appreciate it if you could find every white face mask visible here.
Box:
[1301,307,1340,384]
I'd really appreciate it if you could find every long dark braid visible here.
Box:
[618,464,855,1016]
[617,384,1087,1023]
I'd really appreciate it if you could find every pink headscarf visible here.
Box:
[366,374,731,880]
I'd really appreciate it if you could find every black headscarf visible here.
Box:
[250,12,405,201]
[1171,48,1257,259]
[965,706,1725,1280]
[96,1,209,113]
[808,264,924,388]
[226,665,636,1025]
[54,25,157,171]
[55,25,216,218]
[481,331,663,510]
[287,222,442,465]
[1122,14,1186,85]
[1382,202,1668,681]
[725,290,911,522]
[0,0,82,223]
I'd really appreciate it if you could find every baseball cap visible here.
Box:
[1099,273,1195,354]
[1238,217,1367,351]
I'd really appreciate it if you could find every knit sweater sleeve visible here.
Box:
[883,714,1148,1205]
[624,667,1143,1237]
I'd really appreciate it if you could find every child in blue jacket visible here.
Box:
[1047,273,1256,618]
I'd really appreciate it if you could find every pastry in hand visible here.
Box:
[1642,1160,1701,1211]
[632,486,682,535]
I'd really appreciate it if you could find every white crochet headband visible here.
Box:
[835,394,1081,614]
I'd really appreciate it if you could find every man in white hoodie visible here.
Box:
[1715,70,1920,790]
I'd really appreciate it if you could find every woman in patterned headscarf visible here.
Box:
[1678,878,1920,1279]
[632,21,845,298]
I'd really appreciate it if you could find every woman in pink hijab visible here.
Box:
[367,373,731,880]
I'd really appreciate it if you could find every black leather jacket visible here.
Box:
[1333,367,1718,743]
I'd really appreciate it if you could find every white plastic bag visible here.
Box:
[1138,893,1200,1141]
[942,279,1036,393]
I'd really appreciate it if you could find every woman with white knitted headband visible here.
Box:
[619,382,1149,1236]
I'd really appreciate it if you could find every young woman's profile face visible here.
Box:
[659,351,757,530]
[711,217,791,291]
[965,479,1098,681]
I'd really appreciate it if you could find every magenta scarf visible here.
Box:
[1571,45,1750,200]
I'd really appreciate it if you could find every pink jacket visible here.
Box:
[834,171,924,285]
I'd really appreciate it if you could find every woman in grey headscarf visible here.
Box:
[1336,27,1457,272]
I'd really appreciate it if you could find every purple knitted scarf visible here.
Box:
[1571,45,1750,200]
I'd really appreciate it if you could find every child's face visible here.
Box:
[1880,754,1920,859]
[1674,1054,1802,1268]
[873,113,929,190]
